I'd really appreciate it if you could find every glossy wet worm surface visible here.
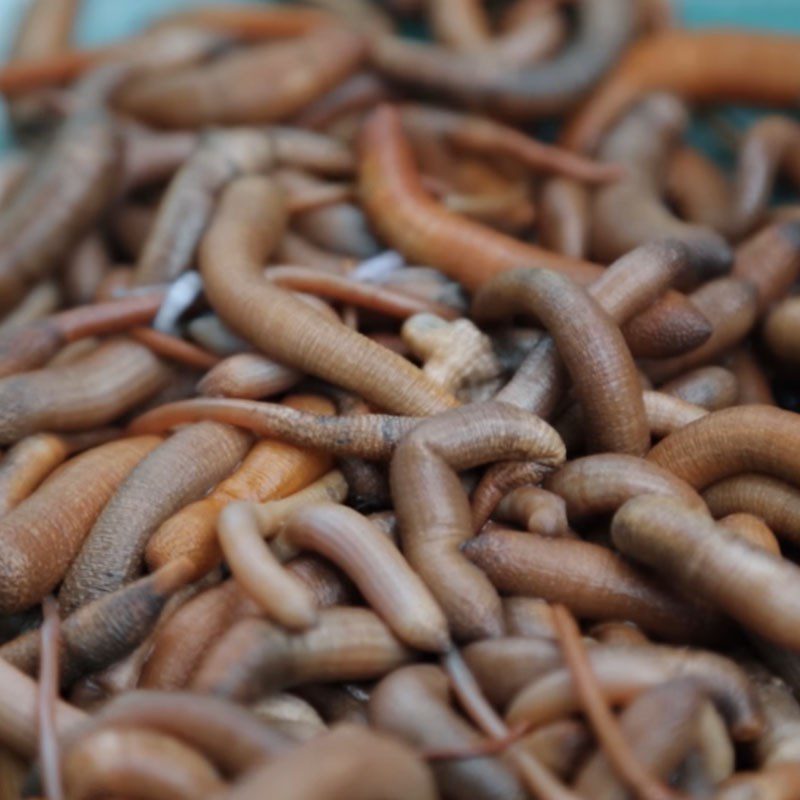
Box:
[1,2,800,798]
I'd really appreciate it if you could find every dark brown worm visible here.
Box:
[473,267,648,455]
[369,664,527,800]
[58,422,251,613]
[0,559,193,686]
[390,401,565,641]
[0,436,160,615]
[0,68,123,311]
[648,405,800,491]
[370,0,634,118]
[191,607,413,702]
[208,724,437,800]
[642,278,758,384]
[464,528,723,642]
[0,338,168,444]
[544,453,706,522]
[660,366,739,410]
[590,93,731,274]
[283,503,450,652]
[506,643,762,742]
[200,174,456,415]
[732,222,800,315]
[116,26,366,128]
[704,474,800,546]
[612,495,800,651]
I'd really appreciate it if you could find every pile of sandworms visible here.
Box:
[1,0,800,797]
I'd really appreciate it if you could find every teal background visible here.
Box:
[0,0,799,152]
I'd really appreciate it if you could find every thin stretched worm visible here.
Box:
[703,474,800,546]
[282,503,450,652]
[116,27,365,128]
[648,405,800,491]
[0,559,193,686]
[191,607,413,702]
[0,435,160,614]
[58,422,251,613]
[370,0,635,118]
[612,495,800,651]
[37,595,62,800]
[464,528,723,642]
[199,175,456,416]
[506,643,762,742]
[563,30,800,153]
[390,401,565,641]
[369,664,527,800]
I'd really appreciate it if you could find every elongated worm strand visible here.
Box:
[648,405,800,490]
[59,422,251,613]
[0,339,167,444]
[200,174,456,416]
[283,503,450,652]
[0,559,193,686]
[191,607,412,702]
[704,474,800,546]
[563,30,800,153]
[391,402,564,641]
[0,436,160,614]
[464,529,722,642]
[545,453,705,521]
[506,644,762,741]
[473,268,648,455]
[612,495,800,651]
[369,664,527,800]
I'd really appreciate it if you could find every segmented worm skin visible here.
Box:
[208,724,437,800]
[0,559,192,686]
[117,27,366,129]
[371,0,635,118]
[0,338,168,444]
[574,679,705,799]
[0,436,160,615]
[283,503,450,652]
[506,644,763,742]
[590,93,732,273]
[612,495,800,651]
[390,402,565,641]
[58,421,251,613]
[191,607,413,702]
[200,175,456,416]
[472,268,649,455]
[464,528,722,642]
[704,474,800,546]
[62,727,224,800]
[563,30,800,153]
[0,72,121,311]
[660,366,739,411]
[732,221,800,315]
[369,664,527,800]
[649,405,800,491]
[544,453,706,522]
